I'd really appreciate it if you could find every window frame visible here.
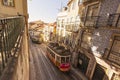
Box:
[2,0,15,7]
[106,34,120,67]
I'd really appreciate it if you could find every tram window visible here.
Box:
[51,51,55,58]
[50,50,53,56]
[50,50,52,55]
[66,57,70,62]
[48,49,51,54]
[47,48,50,52]
[56,56,60,62]
[61,57,65,63]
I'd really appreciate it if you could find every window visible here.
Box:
[108,36,120,66]
[72,1,76,10]
[66,57,70,62]
[56,56,60,62]
[87,3,99,17]
[79,0,82,4]
[2,0,14,7]
[61,57,65,63]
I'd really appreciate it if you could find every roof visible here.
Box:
[57,11,68,17]
[29,20,44,24]
[48,22,57,28]
[47,43,71,56]
[67,0,73,5]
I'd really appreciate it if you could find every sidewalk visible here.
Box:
[71,66,88,80]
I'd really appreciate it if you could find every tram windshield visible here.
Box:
[61,56,70,63]
[61,57,65,63]
[66,57,70,63]
[56,56,60,62]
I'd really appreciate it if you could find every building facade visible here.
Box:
[56,0,80,48]
[56,0,120,80]
[0,0,28,18]
[76,0,120,80]
[0,0,29,80]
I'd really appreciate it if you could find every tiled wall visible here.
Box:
[82,28,120,57]
[97,0,120,27]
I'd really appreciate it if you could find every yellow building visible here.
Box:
[0,0,29,80]
[0,0,28,18]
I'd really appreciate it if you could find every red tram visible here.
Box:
[46,42,71,72]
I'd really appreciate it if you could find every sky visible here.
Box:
[28,0,68,23]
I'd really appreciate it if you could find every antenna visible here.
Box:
[60,0,63,11]
[57,0,63,12]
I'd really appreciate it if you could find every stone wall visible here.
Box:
[91,28,120,57]
[76,28,120,57]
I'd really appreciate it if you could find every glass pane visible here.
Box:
[3,0,14,7]
[112,40,120,53]
[56,56,60,62]
[66,57,70,63]
[61,57,65,63]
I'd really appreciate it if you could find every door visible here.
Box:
[92,64,106,80]
[77,53,89,74]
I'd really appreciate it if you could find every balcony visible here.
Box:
[97,13,120,28]
[81,13,120,28]
[81,16,99,28]
[81,0,100,5]
[0,16,25,79]
[65,24,72,32]
[82,0,91,3]
[107,13,120,28]
[65,24,79,33]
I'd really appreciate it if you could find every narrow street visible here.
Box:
[29,41,81,80]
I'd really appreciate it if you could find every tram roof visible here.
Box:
[47,46,71,56]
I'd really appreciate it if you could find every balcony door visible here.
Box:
[77,53,89,74]
[92,64,106,80]
[85,3,99,27]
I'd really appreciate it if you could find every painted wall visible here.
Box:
[0,0,29,80]
[91,29,120,57]
[67,0,79,17]
[0,0,28,17]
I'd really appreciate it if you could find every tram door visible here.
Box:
[92,64,105,80]
[77,53,89,74]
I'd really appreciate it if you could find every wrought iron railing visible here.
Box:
[81,13,120,28]
[82,0,90,3]
[81,0,100,4]
[107,13,120,28]
[0,16,25,76]
[65,21,80,32]
[81,16,99,28]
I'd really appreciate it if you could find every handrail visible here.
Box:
[0,16,25,76]
[0,16,24,20]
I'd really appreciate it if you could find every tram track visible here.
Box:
[29,42,82,80]
[38,44,74,80]
[29,42,43,80]
[39,43,82,80]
